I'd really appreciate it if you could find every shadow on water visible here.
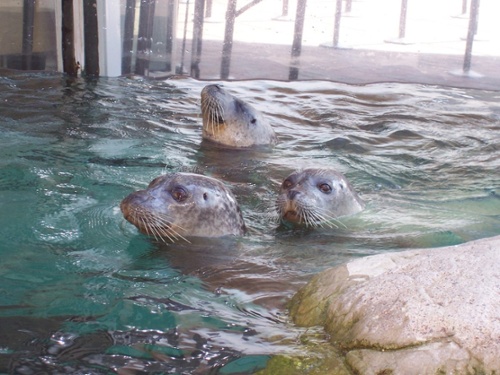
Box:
[0,73,499,373]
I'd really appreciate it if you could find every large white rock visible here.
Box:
[289,235,500,374]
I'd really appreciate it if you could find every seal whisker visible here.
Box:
[303,209,319,228]
[299,204,338,229]
[151,224,172,244]
[206,96,224,132]
[141,215,163,242]
[211,100,218,135]
[308,207,346,229]
[142,212,172,244]
[315,207,347,229]
[128,207,177,244]
[142,210,191,244]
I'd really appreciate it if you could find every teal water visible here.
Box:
[0,72,499,373]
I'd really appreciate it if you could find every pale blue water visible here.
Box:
[0,72,499,373]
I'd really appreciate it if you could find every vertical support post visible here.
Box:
[282,0,289,17]
[55,0,63,72]
[97,0,122,77]
[205,0,213,18]
[220,0,237,79]
[73,1,85,70]
[179,0,190,74]
[61,0,78,76]
[463,0,479,73]
[289,0,307,80]
[122,0,136,74]
[398,0,408,39]
[345,0,352,14]
[385,0,413,44]
[135,0,155,75]
[332,0,342,47]
[190,0,205,78]
[22,0,35,70]
[83,0,100,76]
[165,0,176,72]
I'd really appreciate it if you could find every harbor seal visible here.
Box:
[276,168,365,228]
[200,84,277,148]
[121,173,246,241]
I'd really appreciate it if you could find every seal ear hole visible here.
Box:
[318,183,332,194]
[282,179,293,189]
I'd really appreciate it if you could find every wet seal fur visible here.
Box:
[276,168,365,228]
[201,84,277,148]
[121,173,246,241]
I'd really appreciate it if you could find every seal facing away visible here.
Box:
[276,168,364,228]
[200,84,277,148]
[121,173,246,241]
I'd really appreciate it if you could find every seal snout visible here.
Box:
[120,190,158,223]
[201,84,223,99]
[281,195,302,224]
[121,190,149,207]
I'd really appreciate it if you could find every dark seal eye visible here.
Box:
[250,118,257,124]
[318,183,332,194]
[203,192,208,200]
[171,186,188,202]
[282,179,293,189]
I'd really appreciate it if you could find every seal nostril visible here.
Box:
[287,190,300,200]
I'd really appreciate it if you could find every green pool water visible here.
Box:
[0,72,498,373]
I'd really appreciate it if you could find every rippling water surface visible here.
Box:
[0,72,499,373]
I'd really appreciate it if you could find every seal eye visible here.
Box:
[171,187,188,202]
[203,192,208,200]
[282,179,293,189]
[318,183,332,194]
[250,118,257,124]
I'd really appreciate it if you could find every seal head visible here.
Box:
[121,173,246,241]
[276,168,364,227]
[201,84,277,148]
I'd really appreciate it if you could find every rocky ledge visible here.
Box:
[289,235,500,374]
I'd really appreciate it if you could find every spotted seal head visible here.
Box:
[276,168,365,228]
[121,173,246,241]
[200,84,277,148]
